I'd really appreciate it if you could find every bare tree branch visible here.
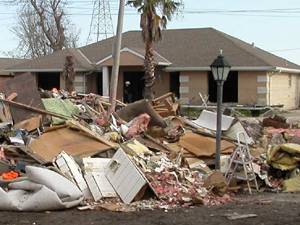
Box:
[10,0,79,58]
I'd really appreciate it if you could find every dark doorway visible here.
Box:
[96,72,103,95]
[170,72,180,98]
[123,71,144,103]
[37,72,60,90]
[208,71,238,103]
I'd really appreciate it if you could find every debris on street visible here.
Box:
[0,82,300,212]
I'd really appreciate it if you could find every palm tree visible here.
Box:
[127,0,182,100]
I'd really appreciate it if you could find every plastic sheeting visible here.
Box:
[0,166,83,211]
[42,98,79,125]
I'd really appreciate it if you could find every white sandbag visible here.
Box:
[0,166,83,211]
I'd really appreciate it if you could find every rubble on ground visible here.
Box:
[0,85,300,212]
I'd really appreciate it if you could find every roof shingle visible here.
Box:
[7,28,300,72]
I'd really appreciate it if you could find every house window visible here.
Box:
[289,74,292,87]
[208,71,238,103]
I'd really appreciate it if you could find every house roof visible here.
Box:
[7,28,300,73]
[7,49,94,72]
[95,47,171,67]
[0,58,29,75]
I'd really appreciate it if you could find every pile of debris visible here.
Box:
[0,74,299,212]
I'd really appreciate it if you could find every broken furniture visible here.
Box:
[105,148,148,204]
[152,92,179,117]
[225,132,258,194]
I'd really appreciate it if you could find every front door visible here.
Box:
[123,71,144,103]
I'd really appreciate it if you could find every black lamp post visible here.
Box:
[210,50,231,170]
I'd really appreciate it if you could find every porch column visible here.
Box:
[102,66,110,96]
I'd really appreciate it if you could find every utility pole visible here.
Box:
[87,0,114,44]
[109,0,125,112]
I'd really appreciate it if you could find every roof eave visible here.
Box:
[164,66,276,72]
[4,68,92,73]
[274,67,300,74]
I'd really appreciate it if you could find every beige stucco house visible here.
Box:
[5,28,300,109]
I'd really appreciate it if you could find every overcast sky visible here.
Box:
[1,0,300,64]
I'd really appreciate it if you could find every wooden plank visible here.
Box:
[153,92,173,103]
[14,116,41,131]
[0,99,71,120]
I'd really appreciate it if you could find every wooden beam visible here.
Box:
[0,99,71,120]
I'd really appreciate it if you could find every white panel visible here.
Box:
[186,109,235,131]
[180,75,189,83]
[75,75,84,82]
[257,86,268,94]
[180,97,190,104]
[75,86,84,92]
[105,148,147,204]
[54,152,92,199]
[84,173,102,201]
[257,75,267,83]
[102,66,110,96]
[92,172,116,197]
[257,97,267,105]
[83,158,111,172]
[179,86,189,94]
[83,158,116,199]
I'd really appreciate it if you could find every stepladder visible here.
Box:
[225,132,259,194]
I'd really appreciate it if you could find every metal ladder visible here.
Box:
[225,132,259,194]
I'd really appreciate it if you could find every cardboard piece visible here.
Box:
[185,110,235,131]
[28,127,112,162]
[179,133,235,157]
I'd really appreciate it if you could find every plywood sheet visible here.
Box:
[179,133,235,157]
[28,127,112,162]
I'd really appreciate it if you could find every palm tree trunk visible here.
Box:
[144,40,155,100]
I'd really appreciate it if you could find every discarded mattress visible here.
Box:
[0,166,83,211]
[185,110,234,131]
